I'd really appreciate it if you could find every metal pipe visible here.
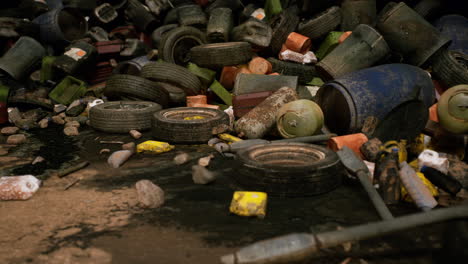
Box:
[356,171,394,220]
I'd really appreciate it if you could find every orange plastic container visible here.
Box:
[328,133,368,158]
[248,57,272,75]
[187,95,207,107]
[285,32,312,54]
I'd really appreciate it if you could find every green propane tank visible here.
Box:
[276,99,324,138]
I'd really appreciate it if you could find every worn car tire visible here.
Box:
[90,101,162,133]
[190,42,252,68]
[158,26,207,66]
[298,6,342,40]
[269,9,300,54]
[153,81,186,104]
[151,24,178,48]
[267,57,318,84]
[235,143,343,197]
[432,49,468,88]
[140,62,202,96]
[152,107,230,143]
[104,74,170,108]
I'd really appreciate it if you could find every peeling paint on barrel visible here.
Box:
[235,87,298,139]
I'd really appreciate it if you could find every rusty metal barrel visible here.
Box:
[235,87,298,139]
[376,2,450,66]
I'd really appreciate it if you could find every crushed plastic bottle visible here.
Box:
[418,149,449,174]
[0,175,41,201]
[399,162,437,211]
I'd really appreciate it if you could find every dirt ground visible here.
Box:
[0,125,460,264]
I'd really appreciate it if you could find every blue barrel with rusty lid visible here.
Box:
[315,64,435,135]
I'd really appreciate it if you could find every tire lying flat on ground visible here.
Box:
[140,62,202,96]
[190,42,252,68]
[235,143,344,197]
[90,101,162,133]
[152,107,230,143]
[431,49,468,88]
[104,74,170,108]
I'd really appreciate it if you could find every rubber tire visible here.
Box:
[90,101,162,133]
[158,26,207,66]
[152,107,230,143]
[234,143,343,197]
[190,42,252,68]
[267,57,318,84]
[153,81,186,104]
[140,62,202,96]
[151,24,178,48]
[268,9,300,55]
[104,74,170,108]
[432,49,468,88]
[298,6,342,40]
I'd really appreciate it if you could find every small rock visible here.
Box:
[135,180,165,209]
[54,104,67,113]
[100,149,111,154]
[32,156,45,165]
[174,152,190,165]
[64,121,80,128]
[1,127,19,135]
[108,150,132,168]
[208,137,222,146]
[198,154,214,167]
[64,126,79,136]
[192,165,217,184]
[38,118,50,128]
[59,112,66,118]
[52,115,65,125]
[129,130,142,139]
[122,142,136,152]
[6,134,27,145]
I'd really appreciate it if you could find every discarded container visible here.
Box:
[340,0,376,31]
[233,74,298,96]
[229,191,267,218]
[276,99,324,138]
[125,0,158,33]
[49,76,87,105]
[232,91,274,118]
[187,95,207,107]
[33,7,88,46]
[434,15,468,54]
[315,31,344,59]
[399,162,438,211]
[316,24,390,81]
[382,140,408,163]
[0,175,41,201]
[248,57,272,75]
[0,36,45,80]
[374,149,401,205]
[315,64,435,135]
[376,2,450,66]
[437,85,468,134]
[328,133,368,158]
[360,137,382,162]
[207,8,233,42]
[418,149,449,174]
[231,18,272,48]
[53,41,98,77]
[285,32,312,54]
[235,87,298,139]
[136,141,175,154]
[420,166,462,196]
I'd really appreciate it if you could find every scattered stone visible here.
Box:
[198,154,214,167]
[52,115,65,125]
[54,104,67,113]
[37,247,112,264]
[208,137,222,146]
[65,121,80,128]
[135,180,165,209]
[64,126,79,136]
[129,130,142,139]
[174,152,189,165]
[6,134,26,145]
[32,156,45,165]
[1,127,19,135]
[100,149,111,154]
[38,118,50,128]
[59,112,66,118]
[108,150,132,168]
[122,142,136,152]
[192,165,217,184]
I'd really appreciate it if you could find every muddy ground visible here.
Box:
[0,124,461,264]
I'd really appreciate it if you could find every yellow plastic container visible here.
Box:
[382,140,407,163]
[229,191,267,218]
[219,133,242,143]
[136,141,175,154]
[401,172,438,202]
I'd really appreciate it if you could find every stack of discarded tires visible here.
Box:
[0,1,467,204]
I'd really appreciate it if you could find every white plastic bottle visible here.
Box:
[399,162,437,211]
